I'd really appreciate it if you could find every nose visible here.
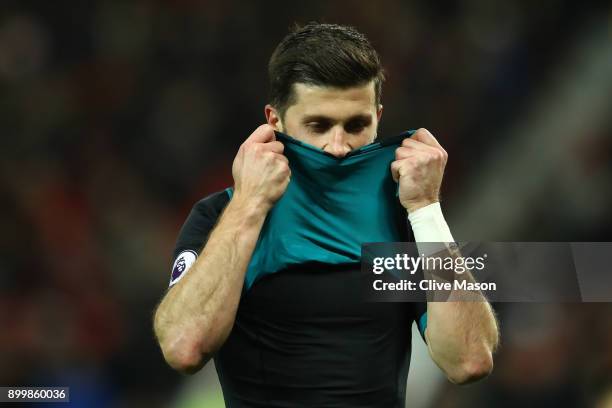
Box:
[323,127,351,158]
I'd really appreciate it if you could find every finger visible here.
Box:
[244,124,276,145]
[262,151,289,165]
[411,128,442,149]
[395,146,420,160]
[401,137,439,152]
[402,140,448,166]
[260,140,284,154]
[271,152,289,164]
[402,138,446,161]
[390,160,402,182]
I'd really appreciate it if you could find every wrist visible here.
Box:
[227,193,270,223]
[407,202,455,247]
[404,198,439,214]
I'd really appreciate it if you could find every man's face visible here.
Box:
[266,81,383,158]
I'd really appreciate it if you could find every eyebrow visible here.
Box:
[301,114,372,124]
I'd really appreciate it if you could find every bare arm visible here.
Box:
[425,292,499,384]
[153,125,290,374]
[154,195,267,374]
[421,250,499,384]
[392,128,499,384]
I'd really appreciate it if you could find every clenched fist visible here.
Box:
[232,124,291,211]
[390,128,448,213]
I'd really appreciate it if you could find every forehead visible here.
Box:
[287,82,377,118]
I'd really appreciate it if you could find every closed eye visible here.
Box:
[302,114,372,134]
[345,118,371,134]
[306,121,332,133]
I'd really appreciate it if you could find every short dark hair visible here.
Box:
[268,22,385,118]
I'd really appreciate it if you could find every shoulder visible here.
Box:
[190,187,233,221]
[173,187,232,255]
[169,188,233,286]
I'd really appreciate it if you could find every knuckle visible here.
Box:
[396,146,410,159]
[429,151,441,162]
[252,144,263,153]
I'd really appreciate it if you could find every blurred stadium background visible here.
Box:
[1,1,611,407]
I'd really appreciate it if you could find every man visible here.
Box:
[154,22,499,407]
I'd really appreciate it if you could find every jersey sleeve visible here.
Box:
[415,300,428,342]
[168,188,232,287]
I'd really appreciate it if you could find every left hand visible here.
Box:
[390,128,448,213]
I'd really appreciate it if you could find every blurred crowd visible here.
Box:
[0,1,611,407]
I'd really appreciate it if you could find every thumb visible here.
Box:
[244,124,276,145]
[411,128,441,148]
[390,160,401,183]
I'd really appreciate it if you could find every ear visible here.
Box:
[377,104,383,121]
[265,104,283,131]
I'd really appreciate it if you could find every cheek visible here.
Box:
[301,134,328,149]
[282,118,304,137]
[356,129,377,146]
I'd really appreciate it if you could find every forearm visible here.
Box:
[408,202,499,383]
[425,296,498,384]
[154,194,267,373]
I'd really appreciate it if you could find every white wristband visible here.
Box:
[407,202,455,255]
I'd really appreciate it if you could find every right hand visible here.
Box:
[232,124,291,211]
